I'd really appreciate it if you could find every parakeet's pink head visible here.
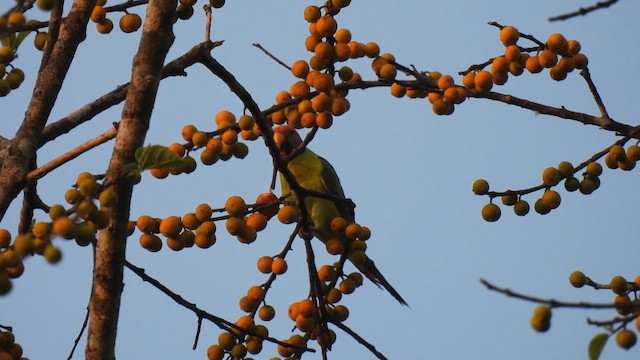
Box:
[273,125,303,156]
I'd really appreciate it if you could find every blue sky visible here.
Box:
[2,1,640,359]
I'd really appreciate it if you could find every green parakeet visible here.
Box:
[273,125,407,306]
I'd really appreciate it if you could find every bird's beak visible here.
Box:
[273,132,286,150]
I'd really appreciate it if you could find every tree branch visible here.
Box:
[548,0,619,22]
[86,1,176,358]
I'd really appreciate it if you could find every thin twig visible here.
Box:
[548,0,619,22]
[481,278,622,309]
[192,316,203,351]
[203,4,211,43]
[485,137,631,198]
[580,67,609,118]
[28,126,118,182]
[123,259,312,352]
[331,321,389,360]
[253,43,292,71]
[66,306,90,360]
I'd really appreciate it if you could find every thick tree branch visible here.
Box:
[0,0,95,221]
[85,1,176,359]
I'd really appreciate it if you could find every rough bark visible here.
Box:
[0,0,95,219]
[85,1,176,359]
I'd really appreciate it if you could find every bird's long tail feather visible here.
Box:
[357,257,409,306]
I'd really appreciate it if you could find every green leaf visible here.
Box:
[135,145,186,171]
[0,34,11,48]
[12,29,32,50]
[588,333,609,360]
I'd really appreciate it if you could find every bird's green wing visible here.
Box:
[318,155,354,222]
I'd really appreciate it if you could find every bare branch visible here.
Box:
[253,43,292,71]
[331,321,389,360]
[481,278,621,309]
[29,126,118,182]
[548,0,619,22]
[469,90,639,137]
[124,260,314,352]
[580,67,609,118]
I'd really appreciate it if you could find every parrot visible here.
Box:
[272,125,408,306]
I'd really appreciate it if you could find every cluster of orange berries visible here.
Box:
[136,192,280,252]
[90,1,141,34]
[176,0,225,20]
[569,271,640,350]
[466,26,589,92]
[0,172,120,295]
[475,142,640,222]
[268,0,360,129]
[150,111,257,179]
[0,330,27,360]
[324,216,370,261]
[206,317,271,360]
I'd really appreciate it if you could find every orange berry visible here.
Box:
[245,212,268,232]
[538,50,558,68]
[474,70,493,93]
[289,80,311,98]
[291,60,310,78]
[378,63,397,81]
[119,13,142,33]
[303,5,321,23]
[542,167,562,186]
[525,56,543,73]
[334,28,351,43]
[363,42,380,58]
[257,256,273,273]
[325,237,344,255]
[549,65,567,81]
[312,73,335,93]
[271,257,288,275]
[437,74,454,90]
[500,26,519,46]
[492,56,510,73]
[462,72,475,89]
[247,285,265,302]
[315,15,337,37]
[546,33,568,54]
[504,45,521,62]
[432,99,452,116]
[390,82,406,98]
[573,53,588,69]
[567,40,581,55]
[318,264,337,282]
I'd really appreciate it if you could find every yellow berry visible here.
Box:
[258,304,275,321]
[481,203,501,222]
[610,275,628,295]
[472,179,489,195]
[542,167,562,187]
[513,200,529,216]
[585,162,603,177]
[541,190,561,209]
[569,271,587,288]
